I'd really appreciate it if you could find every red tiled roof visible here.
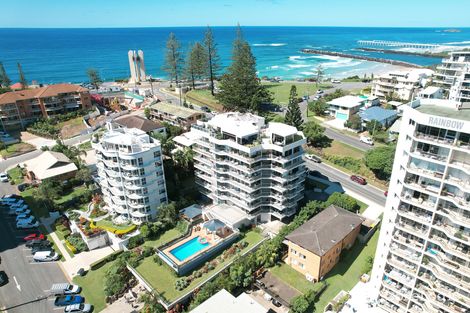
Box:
[0,84,88,105]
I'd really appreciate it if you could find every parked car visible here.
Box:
[0,271,8,286]
[350,175,367,185]
[16,213,32,222]
[2,194,22,200]
[316,89,324,95]
[26,239,51,248]
[360,135,374,145]
[31,245,53,254]
[51,283,82,296]
[24,233,45,241]
[200,106,211,113]
[18,183,31,192]
[16,220,39,229]
[305,154,321,163]
[0,173,9,182]
[14,206,31,215]
[33,251,59,262]
[54,295,84,307]
[332,79,341,84]
[64,303,92,313]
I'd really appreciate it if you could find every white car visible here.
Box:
[16,220,39,229]
[0,173,8,182]
[360,136,374,145]
[332,79,341,84]
[64,303,92,313]
[33,251,59,262]
[14,206,30,215]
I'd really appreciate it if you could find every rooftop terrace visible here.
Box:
[416,104,470,122]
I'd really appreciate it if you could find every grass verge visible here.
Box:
[185,89,224,111]
[73,262,113,312]
[0,142,35,158]
[7,166,24,184]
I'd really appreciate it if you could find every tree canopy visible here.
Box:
[344,114,362,130]
[17,62,27,88]
[308,99,328,116]
[185,42,207,88]
[216,25,272,112]
[303,121,331,148]
[204,26,221,96]
[86,68,101,89]
[163,33,184,84]
[0,62,11,88]
[284,85,303,129]
[325,192,361,212]
[364,145,396,180]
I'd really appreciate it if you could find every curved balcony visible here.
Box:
[127,193,146,200]
[120,162,139,171]
[128,202,145,209]
[130,209,150,219]
[105,168,121,178]
[110,187,125,197]
[111,196,126,206]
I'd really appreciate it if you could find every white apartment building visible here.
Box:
[190,112,306,222]
[370,103,470,313]
[92,123,168,225]
[434,51,470,108]
[372,69,434,102]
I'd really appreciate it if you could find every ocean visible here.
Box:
[0,26,469,84]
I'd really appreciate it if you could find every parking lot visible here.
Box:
[0,183,69,313]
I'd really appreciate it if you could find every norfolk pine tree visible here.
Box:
[185,42,207,89]
[204,26,221,96]
[87,68,101,89]
[17,62,27,88]
[163,33,184,85]
[0,62,11,87]
[284,85,303,129]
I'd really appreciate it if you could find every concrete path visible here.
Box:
[339,281,385,313]
[62,246,114,277]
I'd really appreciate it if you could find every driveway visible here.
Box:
[258,271,301,306]
[0,185,69,313]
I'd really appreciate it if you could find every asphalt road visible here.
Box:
[0,183,68,313]
[305,159,387,207]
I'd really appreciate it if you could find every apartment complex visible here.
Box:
[285,205,364,282]
[371,104,470,313]
[434,51,470,108]
[92,123,167,225]
[190,112,306,222]
[372,69,433,102]
[150,102,203,129]
[0,83,92,130]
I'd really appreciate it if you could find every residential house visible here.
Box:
[113,115,166,137]
[284,205,364,282]
[417,86,444,100]
[22,151,78,182]
[359,106,398,128]
[150,102,203,129]
[327,95,368,121]
[190,289,268,313]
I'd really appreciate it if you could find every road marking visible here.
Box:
[13,276,21,292]
[29,261,57,265]
[52,307,63,310]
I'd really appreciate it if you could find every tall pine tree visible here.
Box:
[0,62,11,87]
[217,25,271,112]
[203,26,221,96]
[162,33,184,85]
[185,42,207,89]
[284,85,303,129]
[17,62,27,88]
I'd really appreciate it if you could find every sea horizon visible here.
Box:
[1,26,469,84]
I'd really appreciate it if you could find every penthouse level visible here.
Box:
[0,83,92,130]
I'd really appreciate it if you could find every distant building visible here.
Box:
[23,151,78,182]
[327,95,369,121]
[284,205,364,282]
[0,83,92,130]
[150,102,203,129]
[128,50,146,83]
[359,106,398,128]
[417,86,444,100]
[191,112,306,222]
[92,123,167,225]
[190,289,268,313]
[372,69,433,102]
[113,115,166,137]
[434,51,470,107]
[172,130,200,153]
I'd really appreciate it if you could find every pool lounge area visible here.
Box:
[157,219,240,275]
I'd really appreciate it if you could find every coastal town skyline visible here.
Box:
[1,0,470,28]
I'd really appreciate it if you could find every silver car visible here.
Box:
[64,303,92,313]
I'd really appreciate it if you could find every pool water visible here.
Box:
[170,236,211,262]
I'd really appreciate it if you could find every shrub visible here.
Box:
[65,240,77,253]
[127,234,144,249]
[142,246,155,257]
[67,234,88,252]
[325,192,360,212]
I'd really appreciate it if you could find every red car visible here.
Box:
[23,233,45,241]
[350,175,367,185]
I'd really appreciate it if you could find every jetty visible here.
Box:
[356,47,447,59]
[300,49,423,68]
[357,40,441,50]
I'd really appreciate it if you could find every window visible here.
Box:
[139,168,145,175]
[138,157,143,166]
[154,151,161,158]
[144,197,149,204]
[290,248,297,255]
[299,263,304,269]
[299,253,306,260]
[160,197,167,203]
[159,189,166,195]
[141,178,147,185]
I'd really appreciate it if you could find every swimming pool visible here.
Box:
[170,236,211,262]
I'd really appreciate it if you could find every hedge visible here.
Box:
[65,240,77,253]
[89,250,124,270]
[90,221,136,235]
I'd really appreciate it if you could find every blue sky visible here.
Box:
[2,0,470,28]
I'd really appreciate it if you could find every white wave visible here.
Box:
[266,65,280,70]
[300,71,315,76]
[307,55,342,61]
[289,55,302,60]
[444,40,470,45]
[321,59,362,69]
[253,43,287,47]
[287,64,311,69]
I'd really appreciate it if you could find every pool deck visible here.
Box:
[161,225,221,266]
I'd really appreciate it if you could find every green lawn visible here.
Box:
[7,166,24,184]
[270,263,318,295]
[21,188,50,218]
[54,186,89,206]
[322,141,365,160]
[73,262,113,312]
[78,141,92,151]
[357,199,368,214]
[143,227,185,248]
[94,218,133,231]
[185,89,224,111]
[262,82,319,106]
[58,116,87,139]
[136,230,265,303]
[312,229,380,312]
[0,142,35,158]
